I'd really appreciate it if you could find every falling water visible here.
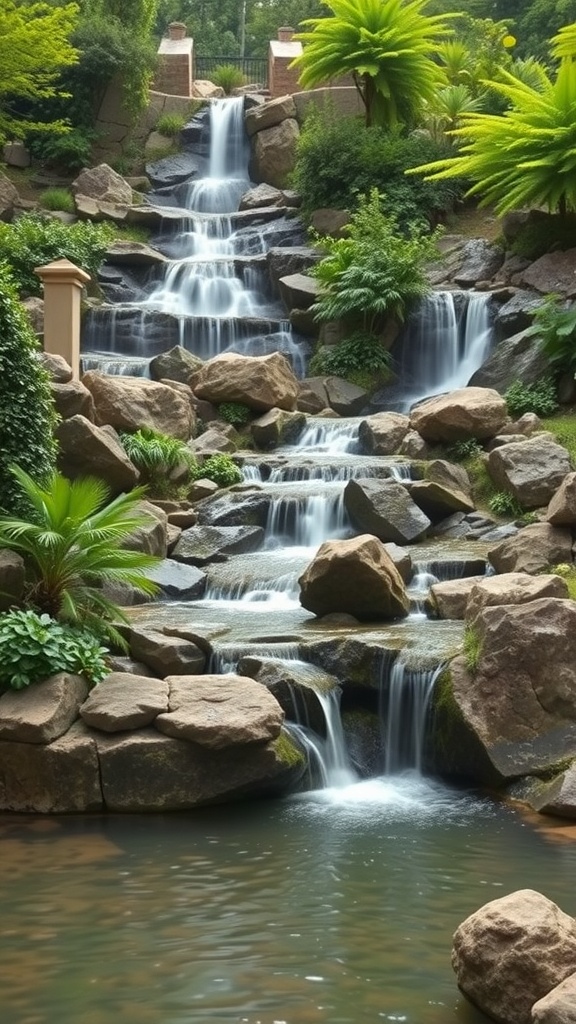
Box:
[383,660,444,774]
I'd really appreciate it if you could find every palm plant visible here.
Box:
[291,0,454,128]
[423,84,483,144]
[0,468,160,643]
[120,427,196,498]
[409,51,576,215]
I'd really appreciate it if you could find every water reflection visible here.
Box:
[0,784,574,1024]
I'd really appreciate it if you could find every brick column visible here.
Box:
[269,30,302,99]
[155,25,194,97]
[35,259,90,380]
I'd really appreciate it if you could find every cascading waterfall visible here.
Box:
[383,660,444,774]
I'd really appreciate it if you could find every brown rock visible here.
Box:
[245,94,297,136]
[532,972,576,1023]
[410,387,508,442]
[72,164,133,205]
[0,674,89,744]
[547,472,576,525]
[51,380,95,420]
[309,208,350,238]
[358,412,410,455]
[191,351,299,412]
[409,479,474,521]
[37,350,72,382]
[452,890,576,1024]
[155,674,284,748]
[488,437,572,509]
[250,118,299,189]
[250,407,305,449]
[149,345,203,383]
[56,415,140,494]
[489,524,573,575]
[128,628,205,677]
[0,170,19,221]
[519,249,576,297]
[465,572,569,622]
[82,372,193,439]
[80,673,169,732]
[427,576,486,619]
[123,499,168,557]
[298,534,410,620]
[0,721,102,813]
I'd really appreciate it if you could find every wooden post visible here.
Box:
[34,259,90,381]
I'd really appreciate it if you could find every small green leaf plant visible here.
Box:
[217,402,253,426]
[524,296,576,377]
[193,454,242,488]
[504,378,559,419]
[0,609,108,690]
[120,427,196,498]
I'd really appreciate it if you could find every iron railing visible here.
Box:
[194,56,268,89]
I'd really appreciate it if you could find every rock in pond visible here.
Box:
[532,973,576,1024]
[298,535,410,621]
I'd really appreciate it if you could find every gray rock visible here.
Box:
[492,290,543,339]
[358,412,410,456]
[123,500,168,558]
[80,673,169,732]
[0,550,25,612]
[453,239,505,286]
[488,437,572,509]
[128,629,206,677]
[547,472,576,525]
[238,656,337,736]
[489,523,572,574]
[267,246,321,290]
[51,381,95,421]
[324,376,368,416]
[409,479,474,522]
[172,524,264,566]
[146,151,205,189]
[0,674,89,744]
[469,329,550,392]
[146,558,206,598]
[250,408,305,449]
[249,118,299,189]
[278,272,320,311]
[149,345,204,383]
[72,164,132,205]
[104,240,168,267]
[519,249,576,297]
[344,479,430,545]
[0,170,21,221]
[239,183,285,210]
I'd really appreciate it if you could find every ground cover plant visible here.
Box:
[0,215,115,297]
[0,610,109,690]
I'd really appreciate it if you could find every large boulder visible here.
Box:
[149,345,204,383]
[427,576,487,620]
[488,524,573,575]
[410,388,508,442]
[452,239,505,286]
[51,381,95,421]
[344,478,430,545]
[532,973,576,1023]
[245,94,297,136]
[123,499,168,557]
[324,376,369,416]
[171,524,264,566]
[488,437,572,509]
[0,722,102,813]
[0,550,25,612]
[80,673,169,732]
[250,408,305,449]
[469,328,550,392]
[0,674,89,744]
[546,472,576,525]
[452,890,576,1024]
[278,272,320,311]
[298,534,410,620]
[56,415,139,494]
[104,240,168,267]
[72,164,132,205]
[82,372,194,439]
[250,118,300,189]
[465,572,569,622]
[518,249,576,297]
[191,352,299,412]
[239,183,286,210]
[358,412,410,455]
[154,674,284,748]
[409,479,474,521]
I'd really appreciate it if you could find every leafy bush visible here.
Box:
[548,563,576,600]
[291,108,464,230]
[218,402,253,426]
[120,427,195,497]
[0,264,57,515]
[39,188,75,213]
[311,190,439,329]
[0,468,160,645]
[489,491,525,518]
[525,296,576,376]
[539,415,576,462]
[0,215,115,297]
[31,129,95,173]
[446,438,484,461]
[0,610,108,691]
[192,454,242,487]
[210,64,246,94]
[504,378,559,418]
[309,331,393,388]
[154,112,187,138]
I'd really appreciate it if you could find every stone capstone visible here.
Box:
[298,534,410,620]
[452,890,576,1024]
[82,372,194,439]
[79,673,169,732]
[72,164,133,205]
[410,387,508,442]
[0,674,89,744]
[489,524,573,575]
[154,674,284,748]
[488,437,572,509]
[191,351,299,412]
[344,478,430,545]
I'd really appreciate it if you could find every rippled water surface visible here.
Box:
[2,778,575,1024]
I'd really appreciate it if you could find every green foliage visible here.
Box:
[548,562,576,600]
[309,331,392,388]
[0,1,79,143]
[0,265,57,516]
[410,50,576,216]
[120,427,195,498]
[540,414,576,462]
[504,379,559,418]
[311,190,438,330]
[0,610,108,691]
[218,402,253,426]
[525,296,576,376]
[39,188,75,213]
[154,113,187,138]
[463,625,482,673]
[0,468,160,644]
[292,0,454,128]
[489,490,525,518]
[31,128,95,173]
[192,454,242,488]
[461,451,498,511]
[446,438,484,461]
[210,64,247,94]
[0,215,114,297]
[292,109,463,229]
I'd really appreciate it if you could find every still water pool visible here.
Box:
[1,776,573,1024]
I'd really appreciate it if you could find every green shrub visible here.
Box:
[0,610,108,691]
[291,108,464,230]
[39,188,75,213]
[0,264,57,515]
[525,296,576,377]
[120,427,195,498]
[0,215,115,297]
[192,454,242,487]
[548,563,576,600]
[210,64,246,95]
[309,331,393,388]
[31,129,95,174]
[154,113,187,138]
[446,438,484,461]
[489,491,525,518]
[218,402,253,426]
[504,378,559,418]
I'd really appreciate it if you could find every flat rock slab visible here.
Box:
[80,673,169,732]
[427,576,486,620]
[155,674,284,749]
[410,387,507,442]
[128,629,206,677]
[146,558,206,599]
[0,674,89,744]
[465,572,569,622]
[172,525,264,566]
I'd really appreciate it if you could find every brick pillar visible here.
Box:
[155,30,194,96]
[35,259,90,380]
[268,30,302,99]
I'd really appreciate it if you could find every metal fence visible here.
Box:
[194,56,268,89]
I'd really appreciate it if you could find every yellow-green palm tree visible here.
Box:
[291,0,455,128]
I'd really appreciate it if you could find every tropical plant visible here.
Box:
[0,215,115,297]
[291,0,454,128]
[524,296,576,376]
[309,331,392,388]
[120,427,196,498]
[0,610,109,691]
[311,189,439,330]
[504,378,559,418]
[0,264,57,517]
[39,188,76,214]
[446,438,484,461]
[409,45,576,216]
[192,454,242,487]
[210,64,247,94]
[31,128,95,174]
[0,469,160,644]
[423,84,483,144]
